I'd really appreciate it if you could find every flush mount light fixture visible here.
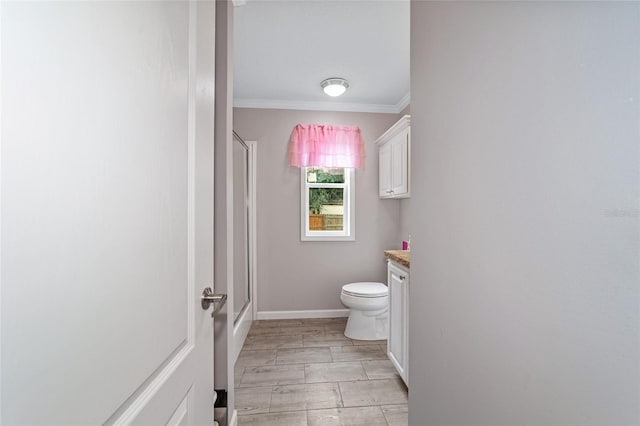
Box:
[321,78,349,97]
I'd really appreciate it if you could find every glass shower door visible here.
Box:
[233,132,250,323]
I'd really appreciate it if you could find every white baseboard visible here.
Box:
[256,309,349,320]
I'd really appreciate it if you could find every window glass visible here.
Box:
[308,187,344,231]
[302,167,354,241]
[306,167,345,184]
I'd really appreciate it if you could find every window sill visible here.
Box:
[301,234,356,242]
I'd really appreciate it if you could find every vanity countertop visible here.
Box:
[384,250,410,268]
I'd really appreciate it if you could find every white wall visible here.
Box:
[234,108,402,312]
[410,2,639,425]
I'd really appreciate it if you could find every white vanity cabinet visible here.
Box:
[377,115,410,199]
[387,259,409,385]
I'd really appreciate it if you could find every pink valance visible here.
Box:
[289,124,365,169]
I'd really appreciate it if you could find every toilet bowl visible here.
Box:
[340,282,389,340]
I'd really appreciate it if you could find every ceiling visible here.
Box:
[233,0,410,113]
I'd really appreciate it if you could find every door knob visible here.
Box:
[201,287,227,317]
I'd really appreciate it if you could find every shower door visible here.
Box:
[233,132,252,324]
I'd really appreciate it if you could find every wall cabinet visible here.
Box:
[377,115,410,198]
[387,259,409,385]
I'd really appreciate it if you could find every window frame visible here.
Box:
[300,167,355,242]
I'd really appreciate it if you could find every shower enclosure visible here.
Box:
[232,131,255,360]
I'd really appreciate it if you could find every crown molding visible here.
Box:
[233,92,411,114]
[395,92,411,112]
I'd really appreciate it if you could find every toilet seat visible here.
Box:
[342,282,388,298]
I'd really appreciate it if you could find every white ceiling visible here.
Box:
[233,0,410,113]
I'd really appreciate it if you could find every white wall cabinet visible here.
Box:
[377,115,411,198]
[387,260,409,385]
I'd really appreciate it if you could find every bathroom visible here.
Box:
[232,111,411,425]
[2,1,636,425]
[230,1,411,424]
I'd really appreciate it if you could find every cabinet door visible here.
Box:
[388,262,408,383]
[389,129,409,196]
[379,143,392,197]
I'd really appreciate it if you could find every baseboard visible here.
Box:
[256,309,349,320]
[229,409,238,426]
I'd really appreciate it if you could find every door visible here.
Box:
[389,129,409,196]
[388,262,408,383]
[231,134,255,364]
[379,143,392,197]
[1,2,217,424]
[233,134,250,324]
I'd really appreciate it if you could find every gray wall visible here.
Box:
[410,2,639,425]
[234,108,402,312]
[399,198,411,244]
[398,104,411,240]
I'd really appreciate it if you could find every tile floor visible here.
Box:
[234,317,408,426]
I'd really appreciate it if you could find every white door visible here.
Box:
[389,130,409,196]
[388,262,408,383]
[1,2,217,424]
[379,143,392,197]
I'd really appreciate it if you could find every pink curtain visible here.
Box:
[289,124,365,169]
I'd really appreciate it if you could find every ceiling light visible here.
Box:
[321,78,349,97]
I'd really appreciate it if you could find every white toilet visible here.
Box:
[340,282,389,340]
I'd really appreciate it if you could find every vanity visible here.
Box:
[384,250,410,386]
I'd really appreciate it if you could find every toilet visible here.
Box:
[340,282,389,340]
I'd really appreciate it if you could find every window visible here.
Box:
[301,167,355,241]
